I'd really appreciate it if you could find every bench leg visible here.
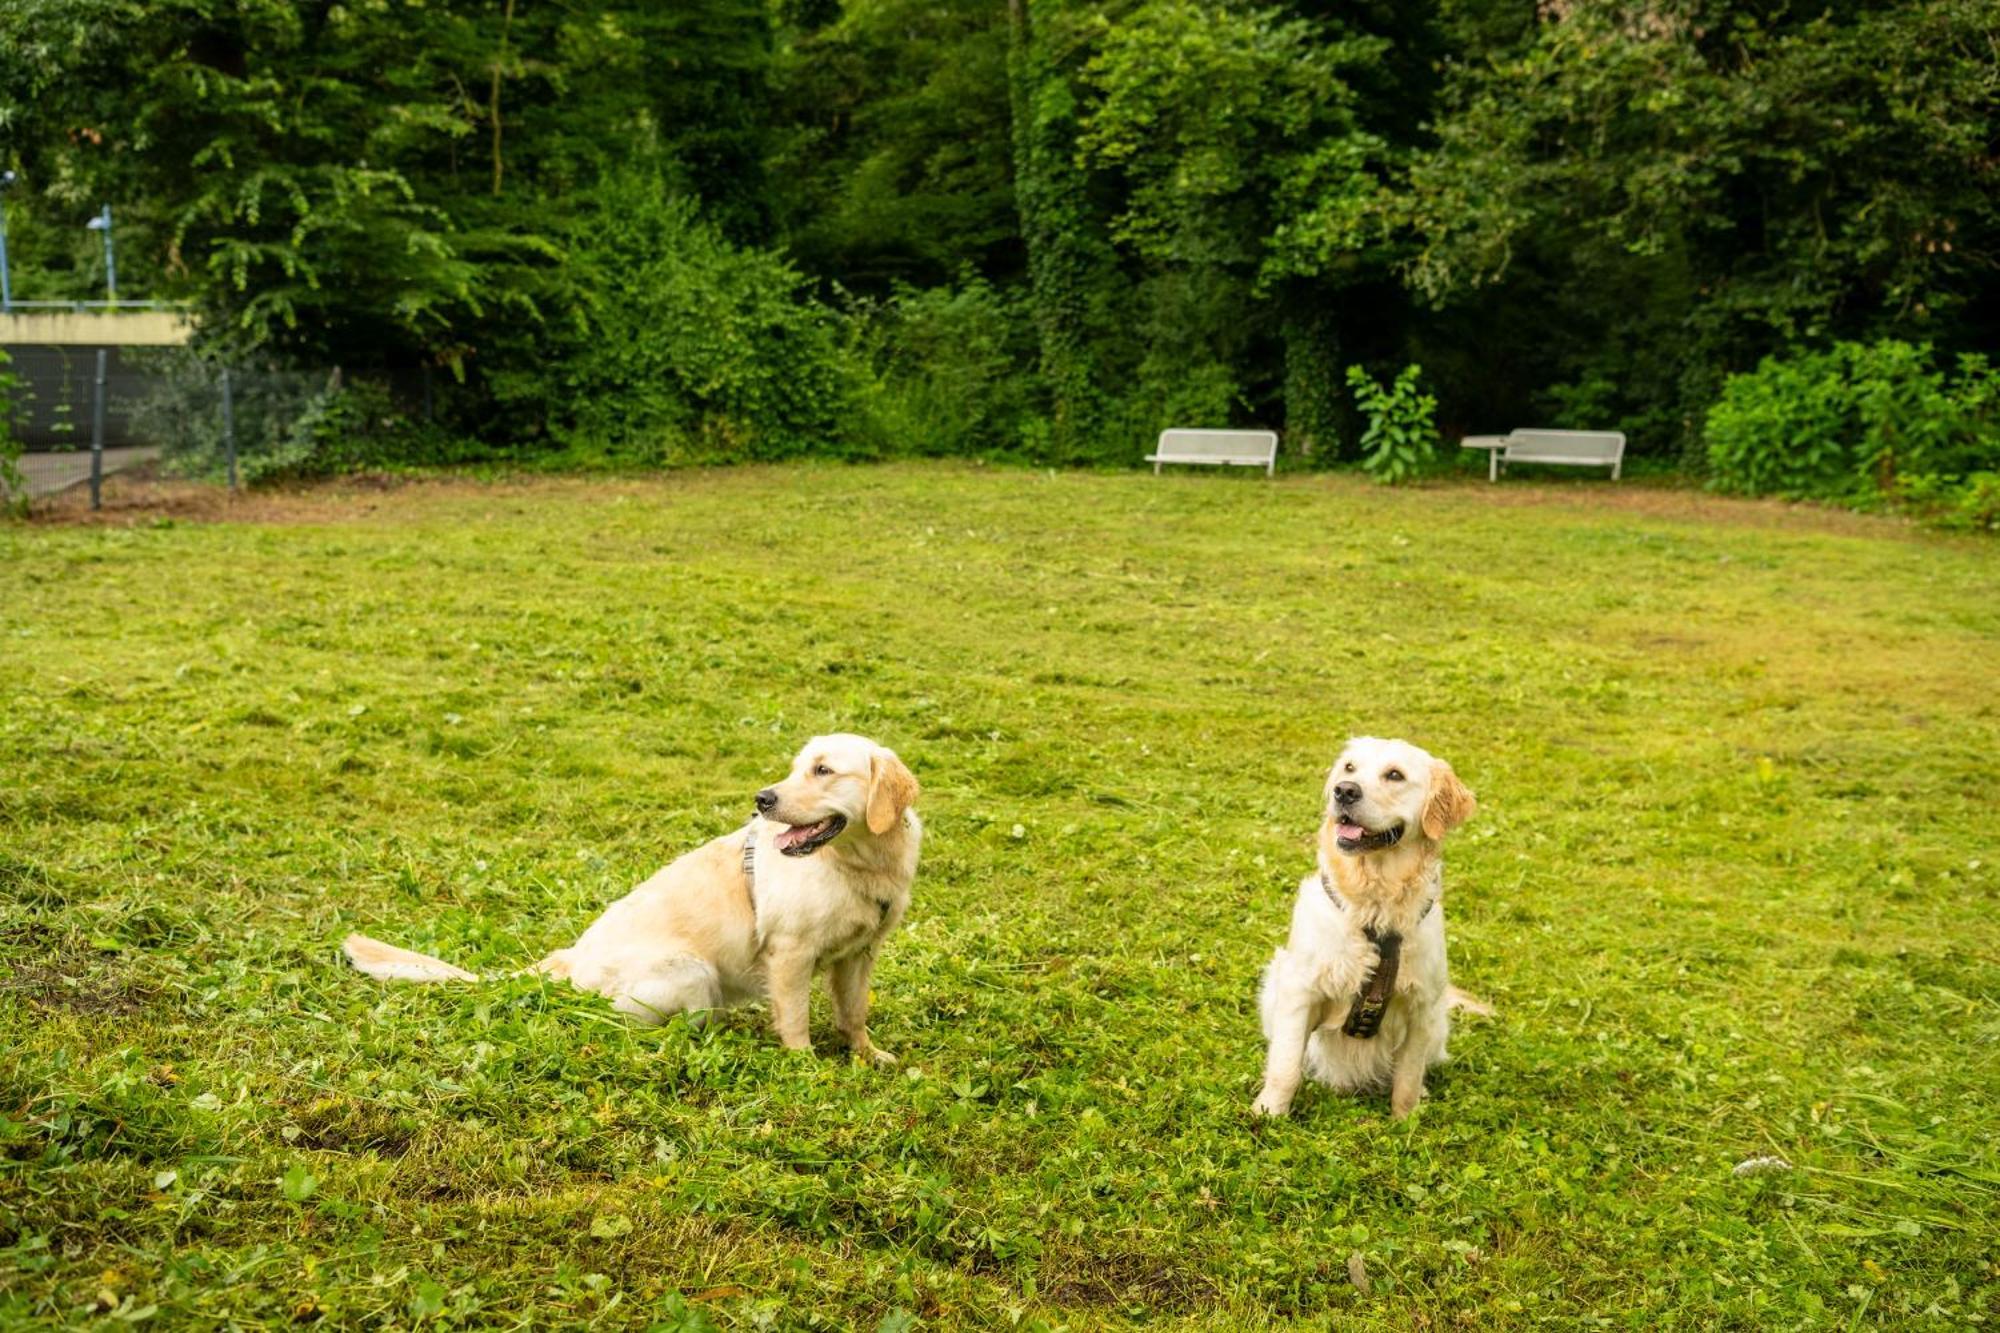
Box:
[1612,460,1621,481]
[1489,452,1498,483]
[1154,461,1162,476]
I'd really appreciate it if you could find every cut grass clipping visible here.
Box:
[3,463,1997,1329]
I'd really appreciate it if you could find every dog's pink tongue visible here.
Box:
[1337,821,1367,840]
[776,819,826,850]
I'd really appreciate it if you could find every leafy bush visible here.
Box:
[1703,348,1856,498]
[852,274,1036,458]
[1951,473,2000,532]
[1345,363,1438,484]
[533,176,863,464]
[1898,470,2000,533]
[1705,342,2000,518]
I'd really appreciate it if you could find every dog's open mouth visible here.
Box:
[774,813,847,857]
[1334,819,1405,853]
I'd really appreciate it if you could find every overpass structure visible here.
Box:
[3,304,198,498]
[0,303,194,347]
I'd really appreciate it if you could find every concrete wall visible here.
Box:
[0,308,193,347]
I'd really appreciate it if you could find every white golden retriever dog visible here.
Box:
[343,734,920,1064]
[1253,737,1484,1119]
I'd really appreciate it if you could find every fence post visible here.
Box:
[89,347,106,511]
[221,366,238,490]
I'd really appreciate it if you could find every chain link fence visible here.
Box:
[3,345,349,509]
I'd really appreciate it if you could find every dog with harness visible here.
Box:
[343,734,921,1065]
[1252,737,1487,1119]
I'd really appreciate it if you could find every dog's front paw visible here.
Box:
[1390,1083,1425,1119]
[1251,1090,1292,1118]
[855,1044,899,1068]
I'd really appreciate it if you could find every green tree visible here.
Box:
[771,0,1020,291]
[1404,0,2000,453]
[1007,0,1119,459]
[1076,0,1401,454]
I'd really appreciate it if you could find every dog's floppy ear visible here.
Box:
[1421,760,1477,840]
[866,746,920,835]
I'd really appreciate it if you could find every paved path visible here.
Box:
[14,447,162,499]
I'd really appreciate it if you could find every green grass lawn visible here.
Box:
[3,464,1997,1330]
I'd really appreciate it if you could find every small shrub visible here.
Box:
[1345,363,1438,484]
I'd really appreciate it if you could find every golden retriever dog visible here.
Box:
[343,734,920,1064]
[1252,737,1483,1119]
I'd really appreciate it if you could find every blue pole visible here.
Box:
[0,170,13,313]
[99,205,116,303]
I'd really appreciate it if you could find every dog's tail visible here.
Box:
[343,932,479,983]
[1446,985,1495,1017]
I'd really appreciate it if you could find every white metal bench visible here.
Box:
[1461,429,1625,482]
[1147,428,1278,477]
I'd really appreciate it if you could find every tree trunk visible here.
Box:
[1282,298,1344,461]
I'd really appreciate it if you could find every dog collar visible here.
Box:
[1319,870,1433,1041]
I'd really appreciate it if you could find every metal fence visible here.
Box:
[4,347,337,508]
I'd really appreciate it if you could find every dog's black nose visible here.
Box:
[1333,781,1362,806]
[754,788,778,814]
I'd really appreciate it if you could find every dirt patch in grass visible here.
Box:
[281,1094,418,1158]
[1434,470,1927,535]
[25,469,474,526]
[0,932,157,1016]
[1037,1243,1219,1313]
[22,460,1944,543]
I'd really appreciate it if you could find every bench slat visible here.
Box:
[1150,428,1278,477]
[1483,428,1625,481]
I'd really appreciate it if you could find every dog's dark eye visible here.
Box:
[813,763,833,777]
[1384,768,1404,782]
[1343,762,1355,773]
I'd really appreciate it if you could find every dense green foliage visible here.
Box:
[851,275,1038,459]
[0,0,1993,480]
[5,467,1998,1326]
[1705,341,2000,525]
[527,180,861,464]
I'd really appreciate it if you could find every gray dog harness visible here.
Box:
[1320,869,1435,1040]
